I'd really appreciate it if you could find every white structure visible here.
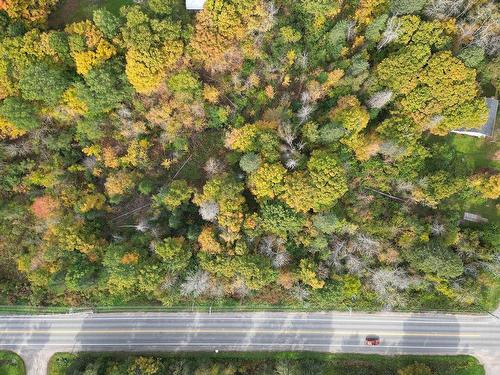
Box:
[452,97,498,138]
[186,0,206,10]
[463,212,489,223]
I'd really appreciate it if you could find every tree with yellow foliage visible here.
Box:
[299,259,324,289]
[400,52,487,134]
[104,171,135,198]
[1,0,59,24]
[471,174,500,200]
[65,20,117,75]
[193,176,246,237]
[120,5,183,94]
[189,0,265,72]
[248,163,286,200]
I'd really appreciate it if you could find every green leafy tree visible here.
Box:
[156,180,193,210]
[259,201,305,237]
[404,242,464,279]
[128,356,161,375]
[376,44,431,92]
[154,237,191,272]
[198,252,277,291]
[121,5,183,93]
[0,97,38,131]
[282,150,348,213]
[93,9,121,39]
[19,61,70,105]
[458,46,485,68]
[76,60,133,114]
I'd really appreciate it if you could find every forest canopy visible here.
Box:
[0,0,498,311]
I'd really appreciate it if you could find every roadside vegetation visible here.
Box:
[48,352,485,375]
[0,351,25,375]
[0,0,498,312]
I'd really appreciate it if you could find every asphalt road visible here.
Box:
[1,311,499,354]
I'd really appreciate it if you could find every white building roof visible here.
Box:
[186,0,206,10]
[463,212,488,223]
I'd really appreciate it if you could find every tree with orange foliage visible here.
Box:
[31,196,59,220]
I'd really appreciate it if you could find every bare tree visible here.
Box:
[181,271,210,297]
[378,17,401,50]
[371,268,410,309]
[424,0,474,20]
[284,158,298,170]
[272,251,291,269]
[82,156,97,171]
[298,51,309,69]
[345,255,366,275]
[207,279,225,298]
[394,179,415,195]
[347,20,357,42]
[367,90,393,109]
[326,237,348,270]
[117,218,150,232]
[300,91,311,104]
[459,2,500,56]
[297,104,314,124]
[160,274,178,291]
[204,158,225,177]
[135,218,150,232]
[259,235,277,257]
[378,141,406,159]
[431,221,446,236]
[199,200,219,222]
[260,1,279,32]
[232,279,250,299]
[2,141,32,158]
[278,122,296,148]
[292,284,310,302]
[117,105,132,119]
[317,262,330,280]
[350,234,381,256]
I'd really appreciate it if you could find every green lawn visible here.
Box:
[48,0,133,28]
[447,132,499,222]
[0,352,25,375]
[48,352,485,375]
[449,133,499,170]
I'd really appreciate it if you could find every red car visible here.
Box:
[365,336,381,345]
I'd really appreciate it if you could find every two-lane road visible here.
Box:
[0,311,498,353]
[1,312,499,374]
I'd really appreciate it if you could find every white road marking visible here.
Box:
[0,342,472,350]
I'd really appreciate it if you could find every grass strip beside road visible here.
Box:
[0,302,492,315]
[48,352,485,375]
[0,351,25,375]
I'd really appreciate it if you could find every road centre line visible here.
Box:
[0,329,480,337]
